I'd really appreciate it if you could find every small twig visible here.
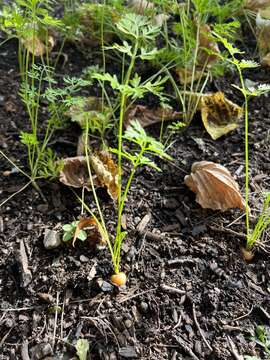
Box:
[52,292,60,351]
[230,305,253,322]
[227,336,244,360]
[209,225,246,239]
[173,335,200,360]
[160,284,186,295]
[21,340,30,360]
[192,304,213,352]
[173,315,182,330]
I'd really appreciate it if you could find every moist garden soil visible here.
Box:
[0,35,270,360]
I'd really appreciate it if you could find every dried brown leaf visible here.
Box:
[198,24,220,67]
[73,217,106,247]
[90,151,119,201]
[256,10,270,65]
[244,0,270,11]
[184,161,246,211]
[199,92,243,140]
[125,104,182,128]
[59,153,118,201]
[22,34,55,57]
[176,67,206,85]
[59,156,96,190]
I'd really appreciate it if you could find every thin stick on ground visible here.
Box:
[192,303,213,352]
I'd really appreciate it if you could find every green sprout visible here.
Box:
[62,221,87,243]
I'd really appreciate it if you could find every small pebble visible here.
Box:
[43,229,61,249]
[79,255,89,263]
[139,301,148,313]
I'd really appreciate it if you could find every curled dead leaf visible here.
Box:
[244,0,270,11]
[65,97,112,130]
[125,104,182,128]
[199,92,243,140]
[184,161,246,211]
[176,67,206,85]
[256,10,270,66]
[130,0,154,14]
[59,156,95,190]
[198,24,220,67]
[73,217,106,247]
[59,152,118,201]
[90,151,119,201]
[22,33,55,57]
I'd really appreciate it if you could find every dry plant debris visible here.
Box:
[256,10,270,66]
[184,161,246,211]
[59,152,118,201]
[125,104,182,128]
[176,67,206,84]
[59,156,94,190]
[199,92,243,140]
[244,0,270,11]
[73,217,106,247]
[198,24,220,67]
[22,33,55,57]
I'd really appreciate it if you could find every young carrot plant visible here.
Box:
[213,31,270,250]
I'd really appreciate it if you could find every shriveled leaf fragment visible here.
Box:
[76,339,89,360]
[73,218,106,247]
[199,92,243,140]
[198,24,220,67]
[184,161,246,211]
[244,0,270,11]
[59,156,96,190]
[130,0,154,14]
[66,96,112,131]
[256,10,270,66]
[64,4,119,46]
[90,151,119,201]
[176,67,206,84]
[22,33,55,57]
[59,153,118,201]
[125,104,182,128]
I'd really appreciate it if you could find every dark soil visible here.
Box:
[0,35,270,360]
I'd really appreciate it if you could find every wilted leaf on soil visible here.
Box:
[198,24,220,67]
[66,96,112,130]
[125,104,182,128]
[130,0,154,14]
[73,217,106,247]
[22,34,55,57]
[59,156,95,190]
[184,161,246,211]
[256,10,270,66]
[199,92,243,140]
[65,4,119,46]
[244,0,270,11]
[90,151,118,201]
[130,0,169,25]
[176,67,206,84]
[59,152,118,201]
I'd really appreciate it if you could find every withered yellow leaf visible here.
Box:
[73,217,106,247]
[125,104,182,128]
[184,161,246,212]
[199,92,243,140]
